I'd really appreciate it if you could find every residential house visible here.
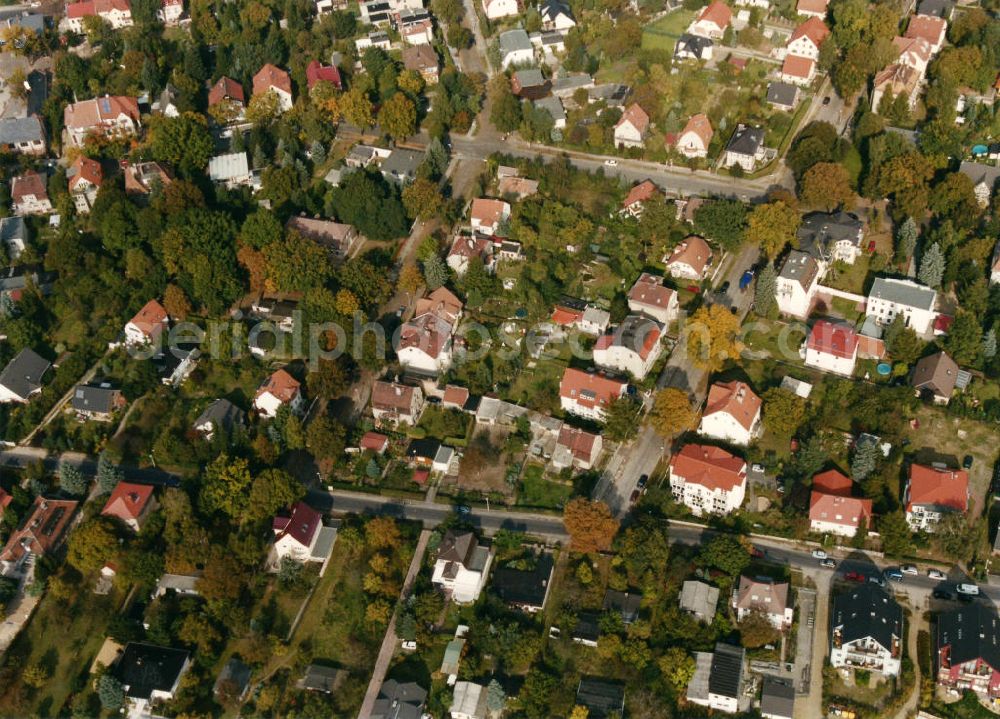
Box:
[381,148,425,183]
[407,437,440,466]
[253,368,303,418]
[61,0,133,32]
[113,644,190,718]
[252,64,293,112]
[866,277,938,338]
[936,604,1000,702]
[124,299,168,347]
[534,95,566,130]
[208,152,258,190]
[360,431,389,454]
[831,584,903,677]
[431,529,493,603]
[371,380,424,426]
[492,550,554,612]
[540,0,575,31]
[11,172,51,215]
[904,463,968,531]
[797,210,865,265]
[786,16,829,60]
[780,55,816,86]
[761,677,795,719]
[272,501,337,565]
[680,580,721,621]
[604,590,642,624]
[0,216,27,260]
[871,63,922,112]
[796,0,828,18]
[158,0,182,24]
[401,18,434,45]
[397,287,463,375]
[483,0,518,19]
[498,174,539,199]
[450,681,488,719]
[442,635,467,681]
[101,481,156,532]
[576,678,625,718]
[402,44,440,83]
[0,496,78,574]
[892,35,933,75]
[207,76,246,123]
[614,103,650,149]
[916,0,952,18]
[766,81,800,111]
[559,368,627,421]
[675,113,713,159]
[68,156,102,214]
[286,216,359,258]
[675,33,714,61]
[551,299,611,336]
[71,383,125,421]
[499,29,534,69]
[63,95,140,147]
[687,643,748,714]
[0,116,45,155]
[0,348,50,403]
[688,0,732,39]
[213,658,252,702]
[904,13,947,54]
[511,68,550,99]
[356,30,391,51]
[697,380,762,446]
[804,320,859,376]
[470,198,511,235]
[305,60,342,90]
[809,477,873,537]
[193,398,245,440]
[593,315,664,379]
[959,161,1000,208]
[620,179,660,218]
[550,73,594,98]
[447,233,494,276]
[123,161,172,197]
[723,124,767,172]
[775,251,819,318]
[664,235,713,281]
[627,272,678,325]
[551,425,603,470]
[733,575,793,628]
[669,443,748,516]
[911,350,960,404]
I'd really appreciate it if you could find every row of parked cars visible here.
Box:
[811,550,982,597]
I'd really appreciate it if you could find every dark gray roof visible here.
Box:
[779,250,820,290]
[381,149,424,182]
[0,216,27,245]
[0,264,56,294]
[576,678,625,719]
[959,161,1000,190]
[912,351,959,398]
[213,657,252,697]
[498,28,532,55]
[0,347,49,400]
[0,11,44,37]
[766,82,798,108]
[937,604,1000,672]
[675,33,713,56]
[0,116,44,145]
[572,611,601,643]
[71,384,122,414]
[492,551,554,608]
[437,529,477,566]
[114,643,189,700]
[916,0,952,17]
[540,0,574,22]
[534,95,565,122]
[298,664,343,692]
[726,125,765,156]
[406,437,441,461]
[514,68,546,88]
[371,679,427,719]
[550,73,593,95]
[796,211,864,260]
[708,642,745,699]
[603,589,642,623]
[194,398,245,434]
[831,584,902,651]
[868,277,936,310]
[761,676,795,719]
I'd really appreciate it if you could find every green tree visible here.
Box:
[148,112,214,176]
[306,415,347,461]
[379,92,417,140]
[96,453,124,494]
[490,76,522,133]
[851,440,881,481]
[983,329,997,360]
[246,469,305,522]
[698,535,750,576]
[754,262,778,319]
[59,462,89,496]
[402,177,444,220]
[879,510,912,556]
[307,360,349,399]
[686,304,742,372]
[917,242,945,288]
[327,170,408,241]
[422,254,448,289]
[745,201,801,259]
[67,518,119,572]
[800,162,855,211]
[944,311,983,365]
[603,397,639,441]
[761,388,807,436]
[199,454,253,519]
[659,647,695,692]
[739,609,781,648]
[693,199,747,250]
[894,216,918,264]
[97,674,125,710]
[884,314,924,364]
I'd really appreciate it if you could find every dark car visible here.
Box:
[629,489,641,504]
[427,396,442,405]
[963,455,974,469]
[637,474,648,490]
[719,281,731,294]
[822,96,831,105]
[933,589,953,600]
[844,571,865,583]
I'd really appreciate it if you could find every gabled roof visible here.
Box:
[904,13,946,45]
[812,469,852,495]
[0,496,77,564]
[696,0,732,29]
[306,60,342,90]
[253,64,292,96]
[761,676,795,719]
[666,235,713,274]
[615,103,650,134]
[628,273,675,313]
[594,315,662,360]
[779,249,819,290]
[623,179,659,209]
[703,381,761,431]
[789,16,829,47]
[194,398,245,434]
[767,82,799,107]
[272,501,321,548]
[795,0,828,14]
[679,113,713,147]
[781,54,815,79]
[807,320,859,359]
[912,350,959,399]
[256,368,300,403]
[128,299,168,337]
[372,680,427,719]
[892,35,932,64]
[470,198,509,227]
[208,76,245,106]
[735,575,789,614]
[66,0,131,18]
[101,482,154,523]
[576,677,625,718]
[557,425,600,461]
[402,43,438,71]
[115,643,189,700]
[0,115,44,145]
[437,529,477,566]
[938,604,1000,674]
[0,347,50,399]
[809,492,872,529]
[11,171,47,203]
[360,431,389,451]
[868,277,936,311]
[72,384,123,414]
[708,643,745,699]
[670,443,746,492]
[372,380,418,411]
[69,156,103,191]
[907,463,968,513]
[832,584,902,652]
[63,95,140,130]
[559,368,626,407]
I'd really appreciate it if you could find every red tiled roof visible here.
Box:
[414,287,463,323]
[680,113,713,147]
[412,469,430,485]
[272,501,321,548]
[208,76,245,106]
[782,54,815,79]
[372,381,417,411]
[907,464,968,514]
[796,0,828,14]
[892,36,932,64]
[0,487,12,513]
[559,368,626,408]
[470,198,508,227]
[128,299,168,338]
[66,0,131,19]
[807,320,859,359]
[666,236,713,275]
[442,384,470,407]
[253,63,292,96]
[101,482,154,523]
[557,425,599,461]
[63,95,140,131]
[809,492,872,529]
[0,497,78,564]
[670,443,746,493]
[703,381,761,431]
[616,103,650,134]
[551,306,584,325]
[11,172,47,203]
[789,16,830,47]
[256,368,300,403]
[697,0,732,28]
[812,469,853,495]
[628,273,676,313]
[69,156,103,191]
[306,60,342,90]
[623,180,659,209]
[360,431,389,452]
[904,14,946,46]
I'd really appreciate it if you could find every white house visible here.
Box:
[114,644,190,719]
[687,644,747,714]
[498,29,534,69]
[11,172,51,215]
[959,161,1000,210]
[470,198,511,236]
[733,576,793,629]
[431,530,493,603]
[61,0,133,32]
[675,113,713,159]
[614,103,650,149]
[669,443,747,517]
[208,152,258,190]
[796,0,828,18]
[775,250,820,318]
[447,235,492,276]
[664,236,713,281]
[63,95,141,147]
[892,35,933,75]
[559,368,627,422]
[0,348,50,404]
[396,287,463,375]
[674,33,714,61]
[539,0,575,31]
[785,16,829,60]
[796,211,865,266]
[124,299,169,347]
[688,0,732,39]
[865,277,938,338]
[829,585,903,677]
[698,381,762,447]
[723,124,767,172]
[450,681,488,719]
[371,380,424,426]
[252,64,293,113]
[627,273,679,325]
[593,315,664,379]
[68,156,102,214]
[253,368,304,418]
[272,502,332,564]
[803,320,859,376]
[809,492,873,537]
[904,463,968,531]
[157,0,182,24]
[484,0,518,19]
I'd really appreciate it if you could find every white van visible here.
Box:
[956,583,980,596]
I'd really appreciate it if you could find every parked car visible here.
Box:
[963,455,974,469]
[718,281,731,294]
[604,158,618,166]
[456,505,471,515]
[751,463,765,474]
[811,549,827,559]
[750,546,765,559]
[868,576,886,587]
[820,558,836,568]
[932,589,953,600]
[739,270,754,290]
[884,568,904,582]
[900,564,918,575]
[629,489,641,504]
[637,474,648,490]
[844,571,865,582]
[927,569,946,580]
[957,583,980,597]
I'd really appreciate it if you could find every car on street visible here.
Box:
[928,569,946,580]
[963,454,974,469]
[819,558,836,568]
[629,489,641,504]
[869,576,886,587]
[812,549,827,559]
[751,463,765,474]
[901,564,918,575]
[822,96,831,105]
[884,568,904,582]
[718,281,731,294]
[844,571,865,582]
[456,505,471,515]
[739,270,754,291]
[957,583,980,597]
[604,159,618,166]
[637,474,648,490]
[933,589,953,600]
[750,546,765,559]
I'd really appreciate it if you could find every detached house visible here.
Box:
[124,299,169,347]
[688,0,732,39]
[396,287,463,375]
[627,273,678,325]
[207,76,246,123]
[723,124,767,172]
[904,463,968,531]
[936,605,1000,702]
[253,368,303,418]
[831,584,903,677]
[63,95,140,147]
[286,216,359,258]
[0,116,45,156]
[0,496,78,574]
[593,315,664,379]
[733,575,793,629]
[871,63,922,112]
[492,550,554,612]
[470,198,511,235]
[431,529,493,603]
[669,443,747,516]
[498,29,534,69]
[101,481,156,532]
[776,251,819,318]
[305,60,342,90]
[866,277,938,338]
[621,180,660,218]
[904,13,947,54]
[11,171,51,215]
[402,44,440,84]
[803,320,858,376]
[959,161,1000,209]
[483,0,518,20]
[559,367,627,422]
[892,35,933,75]
[911,350,960,404]
[675,113,713,159]
[0,216,27,261]
[72,383,126,421]
[675,33,714,61]
[540,0,575,31]
[797,211,865,265]
[552,425,603,470]
[158,0,182,24]
[252,64,293,113]
[796,0,828,18]
[372,380,424,426]
[0,348,50,404]
[447,234,493,276]
[809,469,872,538]
[698,381,762,447]
[664,235,713,281]
[113,644,190,719]
[68,156,102,214]
[687,643,748,714]
[614,103,650,149]
[780,55,816,86]
[272,501,336,566]
[62,0,133,32]
[786,16,829,60]
[193,398,245,440]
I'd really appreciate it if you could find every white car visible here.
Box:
[927,569,946,580]
[604,159,618,166]
[901,564,918,575]
[811,549,827,559]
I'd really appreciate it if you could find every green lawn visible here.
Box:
[641,9,695,50]
[516,464,572,510]
[822,256,871,296]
